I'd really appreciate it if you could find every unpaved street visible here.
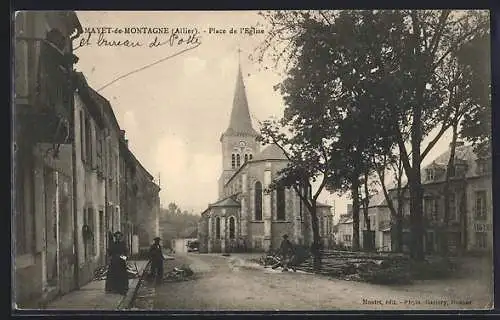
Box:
[133,253,493,311]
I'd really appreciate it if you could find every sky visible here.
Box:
[73,11,456,219]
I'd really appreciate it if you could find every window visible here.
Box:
[449,193,457,221]
[229,217,235,239]
[249,154,253,160]
[475,191,487,220]
[254,181,263,220]
[85,115,92,166]
[426,169,435,181]
[424,198,438,220]
[215,217,221,239]
[236,154,241,167]
[244,154,248,163]
[80,110,85,161]
[231,154,236,169]
[343,234,352,242]
[475,232,487,249]
[96,129,102,172]
[448,164,456,177]
[276,184,286,220]
[477,160,491,175]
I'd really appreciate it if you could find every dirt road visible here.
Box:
[132,253,493,311]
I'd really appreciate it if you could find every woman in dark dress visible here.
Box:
[105,231,129,295]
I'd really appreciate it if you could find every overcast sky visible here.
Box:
[74,11,454,218]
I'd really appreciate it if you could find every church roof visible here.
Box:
[209,196,241,208]
[253,144,288,161]
[223,64,259,137]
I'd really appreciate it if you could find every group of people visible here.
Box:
[105,231,166,295]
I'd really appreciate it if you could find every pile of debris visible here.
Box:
[257,250,412,284]
[163,265,195,282]
[92,262,141,281]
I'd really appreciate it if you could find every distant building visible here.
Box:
[335,212,353,249]
[358,193,390,251]
[198,63,332,253]
[368,142,492,254]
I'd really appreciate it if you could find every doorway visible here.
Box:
[44,167,58,287]
[98,210,105,265]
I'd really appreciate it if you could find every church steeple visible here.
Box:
[223,62,258,137]
[218,57,260,198]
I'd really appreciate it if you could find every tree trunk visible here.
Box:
[442,123,459,256]
[363,171,371,232]
[352,177,361,251]
[309,202,322,271]
[394,156,404,253]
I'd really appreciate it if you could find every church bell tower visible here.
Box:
[218,61,259,198]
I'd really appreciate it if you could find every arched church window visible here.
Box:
[236,154,241,167]
[229,216,235,239]
[277,184,286,221]
[255,181,263,221]
[244,154,248,163]
[215,217,221,239]
[249,154,253,160]
[231,154,236,169]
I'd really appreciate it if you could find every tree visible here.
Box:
[259,117,341,266]
[375,152,406,252]
[255,9,489,260]
[390,11,489,260]
[457,32,491,155]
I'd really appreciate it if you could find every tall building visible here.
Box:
[198,63,332,253]
[13,11,82,307]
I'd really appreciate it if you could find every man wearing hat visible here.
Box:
[278,234,295,272]
[148,237,165,283]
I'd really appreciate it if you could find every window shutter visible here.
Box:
[80,110,86,162]
[91,122,97,169]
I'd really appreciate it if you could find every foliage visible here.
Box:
[256,10,489,260]
[457,32,491,156]
[159,202,199,247]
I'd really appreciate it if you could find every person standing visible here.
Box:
[105,231,129,295]
[278,234,295,272]
[148,237,165,283]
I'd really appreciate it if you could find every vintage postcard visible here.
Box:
[12,10,493,311]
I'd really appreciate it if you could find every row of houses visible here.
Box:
[13,11,161,307]
[333,142,493,255]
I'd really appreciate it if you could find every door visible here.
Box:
[382,232,391,251]
[99,210,105,264]
[44,168,58,287]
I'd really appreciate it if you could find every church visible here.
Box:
[197,63,333,253]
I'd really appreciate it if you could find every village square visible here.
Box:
[13,10,493,312]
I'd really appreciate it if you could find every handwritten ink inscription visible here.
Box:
[76,28,202,49]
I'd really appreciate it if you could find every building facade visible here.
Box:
[198,65,332,253]
[363,143,493,255]
[13,11,82,306]
[13,11,162,307]
[73,74,109,284]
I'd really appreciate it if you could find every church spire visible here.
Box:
[224,56,258,137]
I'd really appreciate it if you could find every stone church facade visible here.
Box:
[198,64,332,253]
